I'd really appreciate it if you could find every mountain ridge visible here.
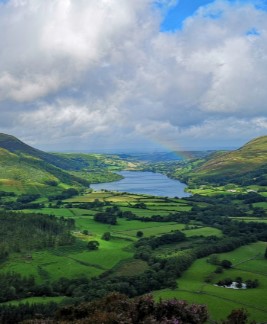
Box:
[177,135,267,185]
[0,133,90,193]
[0,133,79,170]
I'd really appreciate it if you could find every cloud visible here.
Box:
[0,0,151,102]
[1,0,267,150]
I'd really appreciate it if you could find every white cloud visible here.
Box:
[0,0,151,102]
[1,0,267,150]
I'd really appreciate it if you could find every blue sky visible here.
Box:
[0,0,267,151]
[161,0,215,31]
[160,0,267,31]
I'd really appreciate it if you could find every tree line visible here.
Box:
[0,212,75,260]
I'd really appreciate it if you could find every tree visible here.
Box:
[224,308,249,324]
[102,232,111,241]
[265,246,267,259]
[207,254,220,265]
[221,259,232,269]
[136,231,144,238]
[87,241,99,250]
[214,266,223,274]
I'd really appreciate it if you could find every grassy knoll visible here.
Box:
[153,242,267,323]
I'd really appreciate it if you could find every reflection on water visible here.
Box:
[90,171,190,198]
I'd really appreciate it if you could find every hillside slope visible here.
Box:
[0,133,80,170]
[0,133,138,194]
[0,134,90,194]
[177,136,267,185]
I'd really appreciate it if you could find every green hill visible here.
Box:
[0,133,137,194]
[0,133,80,170]
[176,136,267,185]
[0,134,90,194]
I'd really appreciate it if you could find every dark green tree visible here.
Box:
[136,230,144,238]
[221,259,232,269]
[102,232,111,241]
[87,240,100,250]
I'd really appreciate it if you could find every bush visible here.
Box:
[102,232,111,241]
[221,259,232,269]
[87,241,100,250]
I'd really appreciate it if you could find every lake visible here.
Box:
[90,171,191,198]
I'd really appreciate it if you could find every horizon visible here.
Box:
[47,146,232,154]
[1,0,267,151]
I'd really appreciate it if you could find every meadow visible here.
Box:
[153,242,267,322]
[0,191,219,288]
[1,189,267,323]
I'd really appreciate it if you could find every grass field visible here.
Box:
[0,234,133,283]
[1,188,266,322]
[230,217,267,223]
[4,296,67,306]
[153,242,267,323]
[110,259,149,277]
[253,202,267,208]
[22,205,222,240]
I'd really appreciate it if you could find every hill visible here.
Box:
[0,147,90,194]
[0,133,80,170]
[0,134,92,194]
[175,135,267,185]
[0,133,137,194]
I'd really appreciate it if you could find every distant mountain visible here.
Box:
[177,136,267,185]
[117,151,214,162]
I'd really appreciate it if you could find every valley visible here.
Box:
[0,134,266,323]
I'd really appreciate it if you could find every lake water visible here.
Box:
[90,171,190,198]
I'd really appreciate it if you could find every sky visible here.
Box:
[1,0,267,152]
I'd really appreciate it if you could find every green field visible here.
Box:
[153,242,267,322]
[230,217,267,223]
[4,296,67,306]
[0,236,133,283]
[0,187,266,323]
[1,191,223,287]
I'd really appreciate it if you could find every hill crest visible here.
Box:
[177,135,267,185]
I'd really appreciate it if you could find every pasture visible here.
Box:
[0,234,133,283]
[153,242,267,323]
[1,187,222,290]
